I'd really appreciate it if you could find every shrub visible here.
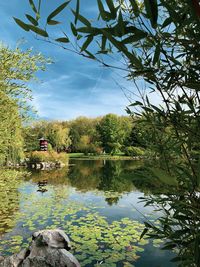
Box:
[123,146,145,157]
[27,151,68,164]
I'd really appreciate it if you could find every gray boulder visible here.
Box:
[0,229,80,267]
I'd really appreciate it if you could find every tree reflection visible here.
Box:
[30,160,178,206]
[0,170,22,235]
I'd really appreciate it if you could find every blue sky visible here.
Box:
[0,1,159,120]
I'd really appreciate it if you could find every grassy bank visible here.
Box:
[67,153,135,160]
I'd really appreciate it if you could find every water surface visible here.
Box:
[0,160,177,267]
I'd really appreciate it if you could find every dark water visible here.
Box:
[0,160,177,267]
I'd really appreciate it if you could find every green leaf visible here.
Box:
[144,0,158,28]
[140,228,148,239]
[84,50,96,60]
[97,0,107,21]
[118,11,124,35]
[29,25,48,37]
[101,36,107,51]
[47,20,60,25]
[129,101,143,107]
[47,1,70,23]
[71,10,91,27]
[122,33,147,44]
[161,244,176,250]
[29,0,37,13]
[185,82,200,90]
[71,23,77,36]
[25,14,38,26]
[74,0,80,25]
[105,0,116,19]
[81,35,93,52]
[153,43,160,65]
[162,17,172,28]
[195,236,200,266]
[77,27,97,34]
[13,18,30,31]
[101,29,143,68]
[55,37,69,43]
[130,0,140,17]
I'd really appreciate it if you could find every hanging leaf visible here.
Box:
[130,0,140,17]
[47,20,60,25]
[71,23,77,36]
[77,27,96,34]
[13,18,30,31]
[55,37,69,43]
[101,36,107,51]
[161,17,172,28]
[122,32,147,44]
[71,10,91,27]
[153,43,160,65]
[101,29,143,68]
[25,14,38,26]
[81,35,93,52]
[74,0,80,25]
[105,0,116,19]
[144,0,158,28]
[129,101,143,107]
[97,0,107,21]
[118,10,125,36]
[29,25,48,37]
[140,228,148,239]
[84,50,96,59]
[47,1,70,23]
[29,0,37,13]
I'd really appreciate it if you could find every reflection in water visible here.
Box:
[0,172,21,236]
[0,160,177,266]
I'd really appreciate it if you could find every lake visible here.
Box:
[0,159,177,267]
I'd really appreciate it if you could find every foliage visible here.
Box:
[23,121,71,152]
[46,122,71,151]
[0,43,48,116]
[27,151,68,163]
[0,92,23,165]
[123,146,145,157]
[97,114,129,154]
[0,44,48,164]
[24,115,134,155]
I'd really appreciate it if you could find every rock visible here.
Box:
[0,230,80,267]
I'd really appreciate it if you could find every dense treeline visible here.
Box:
[23,114,145,156]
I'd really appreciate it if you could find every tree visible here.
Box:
[0,92,23,164]
[68,116,100,152]
[0,44,48,117]
[46,122,71,151]
[23,121,71,152]
[0,44,47,164]
[97,114,124,154]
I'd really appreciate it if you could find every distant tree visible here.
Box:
[68,116,100,152]
[97,114,124,154]
[46,122,71,152]
[23,121,71,152]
